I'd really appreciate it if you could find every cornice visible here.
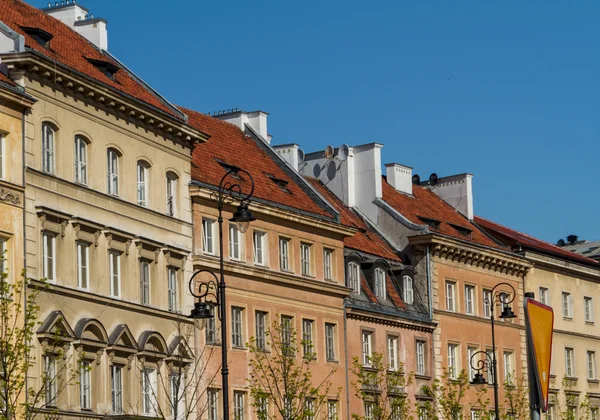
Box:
[346,309,436,333]
[0,82,36,107]
[522,250,600,282]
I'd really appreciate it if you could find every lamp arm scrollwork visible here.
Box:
[210,167,256,209]
[189,269,222,319]
[483,282,517,311]
[469,350,493,374]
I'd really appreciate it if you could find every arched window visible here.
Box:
[166,172,179,216]
[107,148,120,196]
[347,262,360,294]
[403,275,414,304]
[42,122,56,174]
[374,268,386,299]
[137,160,150,206]
[74,135,89,184]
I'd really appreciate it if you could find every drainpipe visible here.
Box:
[21,107,28,410]
[426,246,432,320]
[343,298,351,420]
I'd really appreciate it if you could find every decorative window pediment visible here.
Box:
[135,236,162,263]
[137,331,168,363]
[70,217,103,246]
[37,311,75,345]
[163,245,189,270]
[74,318,108,365]
[103,227,134,255]
[36,206,71,237]
[167,335,193,366]
[107,324,138,369]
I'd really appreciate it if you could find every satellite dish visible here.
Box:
[412,174,420,185]
[337,144,349,162]
[557,239,566,247]
[297,148,305,164]
[324,145,335,159]
[429,173,438,186]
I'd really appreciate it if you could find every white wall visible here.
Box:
[431,174,474,220]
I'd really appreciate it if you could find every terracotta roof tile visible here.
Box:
[381,178,502,249]
[180,107,332,218]
[307,178,401,261]
[360,273,377,304]
[0,71,16,87]
[474,216,600,266]
[1,0,181,118]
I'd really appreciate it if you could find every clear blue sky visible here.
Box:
[32,0,600,243]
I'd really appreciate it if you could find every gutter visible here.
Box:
[373,198,429,231]
[426,245,433,321]
[343,299,351,420]
[21,105,28,412]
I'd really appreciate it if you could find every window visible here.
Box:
[109,252,120,298]
[465,285,475,315]
[167,268,178,312]
[166,172,178,216]
[483,289,492,318]
[107,148,119,195]
[170,374,185,420]
[323,248,333,280]
[232,307,244,348]
[142,368,157,415]
[471,410,481,420]
[137,161,149,207]
[448,343,459,379]
[279,237,290,271]
[503,351,514,383]
[403,275,414,304]
[281,315,293,351]
[362,331,373,366]
[374,268,386,299]
[80,361,91,409]
[499,293,509,312]
[207,389,219,420]
[446,281,456,311]
[206,305,218,345]
[76,242,89,289]
[486,349,495,384]
[562,292,573,319]
[539,287,549,306]
[74,135,88,184]
[364,402,374,420]
[234,391,245,420]
[305,398,315,420]
[255,311,267,351]
[327,401,338,420]
[588,351,597,380]
[592,408,599,420]
[140,260,151,305]
[585,297,594,323]
[229,226,241,260]
[388,336,399,371]
[111,365,123,414]
[257,395,269,419]
[468,347,478,380]
[42,122,55,174]
[416,340,426,375]
[565,347,574,377]
[302,319,314,357]
[325,323,336,361]
[300,242,311,276]
[0,134,4,179]
[253,231,266,266]
[44,355,57,406]
[348,262,360,294]
[0,238,6,276]
[42,233,55,282]
[202,219,215,255]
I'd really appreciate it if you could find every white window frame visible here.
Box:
[327,401,338,420]
[446,281,456,312]
[255,311,267,351]
[364,402,374,420]
[232,307,244,348]
[44,354,57,406]
[403,275,414,304]
[80,360,91,409]
[416,340,426,375]
[229,226,241,261]
[42,233,56,282]
[325,323,336,362]
[300,242,311,276]
[42,122,55,174]
[302,319,314,357]
[111,365,123,414]
[202,219,215,255]
[483,289,492,318]
[323,248,333,281]
[233,391,245,420]
[253,231,266,266]
[137,161,149,207]
[142,368,157,415]
[348,262,360,294]
[388,336,399,371]
[170,373,185,420]
[588,351,597,380]
[565,347,574,377]
[76,242,89,290]
[0,237,6,276]
[562,292,573,319]
[465,285,475,315]
[362,331,373,366]
[166,172,178,217]
[206,305,218,345]
[74,135,87,185]
[585,297,594,323]
[486,349,495,384]
[0,134,4,179]
[207,389,219,420]
[448,343,459,379]
[468,346,478,380]
[279,237,290,271]
[281,315,293,350]
[539,287,549,306]
[503,351,514,383]
[374,268,386,299]
[140,259,151,305]
[109,251,121,298]
[167,267,178,312]
[107,149,119,196]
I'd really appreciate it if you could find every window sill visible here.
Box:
[563,317,573,321]
[326,359,339,364]
[206,342,221,347]
[585,321,595,325]
[415,374,432,380]
[587,379,600,384]
[231,345,247,351]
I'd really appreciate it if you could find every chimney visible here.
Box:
[385,163,413,195]
[567,234,578,245]
[42,1,108,50]
[431,173,474,220]
[215,110,270,143]
[273,144,303,171]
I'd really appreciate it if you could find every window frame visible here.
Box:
[166,172,178,217]
[42,232,56,282]
[416,340,426,375]
[231,307,244,348]
[446,281,457,312]
[202,219,215,255]
[111,364,123,414]
[76,242,90,290]
[387,335,399,371]
[325,323,336,362]
[562,292,573,319]
[207,389,219,420]
[565,347,575,377]
[107,148,120,196]
[362,330,373,366]
[142,367,157,415]
[233,391,246,420]
[584,297,594,323]
[0,134,4,179]
[348,262,360,294]
[467,346,478,380]
[206,305,218,345]
[539,287,549,306]
[465,284,475,315]
[229,226,241,261]
[167,267,178,312]
[587,351,597,380]
[42,122,55,174]
[448,343,459,379]
[323,248,333,281]
[279,237,290,271]
[137,161,150,207]
[503,351,514,383]
[44,354,57,407]
[80,360,91,410]
[483,289,492,318]
[109,251,121,298]
[300,242,312,276]
[140,259,151,306]
[255,311,267,351]
[253,231,267,266]
[302,319,314,358]
[374,268,386,299]
[403,275,414,304]
[74,135,88,185]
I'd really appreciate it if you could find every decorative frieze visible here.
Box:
[0,187,21,206]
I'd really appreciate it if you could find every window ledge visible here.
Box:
[414,374,432,380]
[585,321,595,325]
[563,317,573,321]
[587,379,600,384]
[231,345,247,351]
[206,342,221,347]
[326,359,339,364]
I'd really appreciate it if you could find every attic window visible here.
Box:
[449,223,473,238]
[20,26,53,49]
[265,173,290,194]
[214,158,240,178]
[86,58,119,81]
[418,216,441,230]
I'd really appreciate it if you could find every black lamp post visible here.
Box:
[188,165,255,420]
[469,282,517,419]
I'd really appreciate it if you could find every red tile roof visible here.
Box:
[307,178,401,261]
[474,216,600,266]
[181,108,332,218]
[0,71,16,87]
[1,0,182,118]
[386,273,407,309]
[381,178,502,249]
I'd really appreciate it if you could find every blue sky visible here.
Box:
[32,0,599,243]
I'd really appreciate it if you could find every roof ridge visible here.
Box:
[474,215,565,251]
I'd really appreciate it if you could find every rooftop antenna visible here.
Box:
[336,144,349,162]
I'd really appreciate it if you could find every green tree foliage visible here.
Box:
[549,376,593,420]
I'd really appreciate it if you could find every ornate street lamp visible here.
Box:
[188,165,255,420]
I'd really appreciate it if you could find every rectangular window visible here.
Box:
[0,135,3,179]
[232,307,244,348]
[483,289,492,318]
[565,347,574,377]
[362,331,373,366]
[588,351,597,380]
[305,398,315,420]
[486,349,495,384]
[142,368,157,415]
[229,226,241,260]
[403,275,414,304]
[202,219,215,255]
[325,323,336,362]
[80,360,91,409]
[300,242,311,276]
[591,408,599,420]
[348,263,360,294]
[279,237,290,271]
[140,260,151,305]
[327,401,338,420]
[206,305,218,345]
[446,281,456,311]
[42,233,56,282]
[207,389,219,420]
[503,351,514,383]
[539,287,549,306]
[257,395,269,419]
[0,238,6,276]
[374,269,386,299]
[42,123,54,174]
[364,402,374,420]
[388,336,399,371]
[44,355,57,406]
[465,285,475,315]
[255,311,267,351]
[137,162,148,206]
[111,365,123,414]
[77,242,89,290]
[471,410,481,420]
[168,268,178,312]
[468,347,478,380]
[109,252,120,298]
[562,292,573,318]
[234,391,245,420]
[74,136,87,184]
[253,231,266,266]
[166,174,177,217]
[170,374,185,420]
[302,319,314,357]
[585,297,594,323]
[107,149,119,195]
[281,315,294,352]
[448,343,459,379]
[323,248,333,280]
[416,340,426,375]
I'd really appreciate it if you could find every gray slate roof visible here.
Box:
[562,240,600,261]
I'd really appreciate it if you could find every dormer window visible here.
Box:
[215,158,240,179]
[374,268,386,300]
[86,58,119,81]
[265,173,290,194]
[21,27,53,49]
[418,216,441,231]
[449,223,472,238]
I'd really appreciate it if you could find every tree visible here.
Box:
[549,376,592,420]
[499,374,529,419]
[247,317,338,420]
[351,352,414,420]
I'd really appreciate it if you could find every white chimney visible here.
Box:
[216,110,270,143]
[273,144,303,171]
[43,2,108,50]
[385,163,413,195]
[431,173,474,220]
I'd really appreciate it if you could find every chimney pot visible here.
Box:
[567,234,578,244]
